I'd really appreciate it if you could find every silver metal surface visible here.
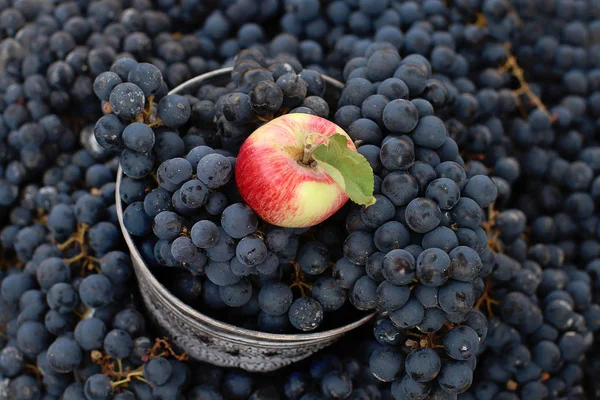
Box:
[116,67,375,372]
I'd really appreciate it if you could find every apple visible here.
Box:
[235,113,357,228]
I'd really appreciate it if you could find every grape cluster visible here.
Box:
[329,43,500,397]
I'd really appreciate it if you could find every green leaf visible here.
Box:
[312,133,376,206]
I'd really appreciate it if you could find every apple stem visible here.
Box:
[302,143,315,165]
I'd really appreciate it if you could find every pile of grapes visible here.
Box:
[0,0,598,399]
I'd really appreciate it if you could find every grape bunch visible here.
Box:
[327,43,501,397]
[459,241,599,399]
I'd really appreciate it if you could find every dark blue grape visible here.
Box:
[416,248,451,287]
[158,94,191,128]
[444,325,480,361]
[438,361,473,394]
[376,280,410,311]
[128,63,163,97]
[122,122,155,153]
[74,318,107,351]
[383,249,416,285]
[47,282,79,313]
[312,277,346,312]
[47,336,83,373]
[84,374,113,400]
[389,298,425,328]
[405,348,441,382]
[109,82,145,119]
[79,274,113,309]
[144,357,172,386]
[258,282,293,316]
[369,346,404,383]
[221,203,258,239]
[297,241,329,275]
[449,246,482,282]
[289,297,323,331]
[426,178,461,210]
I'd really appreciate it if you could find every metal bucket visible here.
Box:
[115,67,375,372]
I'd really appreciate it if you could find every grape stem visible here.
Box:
[289,261,312,296]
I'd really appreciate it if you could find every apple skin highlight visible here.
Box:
[236,113,356,228]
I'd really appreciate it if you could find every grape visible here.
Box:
[74,318,107,351]
[369,346,404,382]
[448,246,482,282]
[206,260,240,286]
[406,348,442,383]
[47,336,83,373]
[382,99,419,133]
[9,375,41,400]
[422,227,459,253]
[127,63,162,97]
[349,275,377,311]
[374,221,410,252]
[103,329,133,359]
[360,194,395,228]
[289,297,323,331]
[417,307,446,333]
[109,82,145,119]
[84,374,113,400]
[219,278,252,307]
[381,171,419,206]
[122,122,155,153]
[158,94,191,128]
[382,249,416,285]
[122,201,152,236]
[426,178,461,210]
[405,197,442,233]
[463,175,498,208]
[320,371,353,399]
[100,251,133,285]
[36,257,70,291]
[191,220,220,249]
[144,357,172,386]
[79,274,114,309]
[376,280,410,311]
[439,280,476,315]
[157,158,193,192]
[332,257,365,289]
[221,203,258,239]
[416,248,451,287]
[343,231,375,265]
[380,137,415,171]
[206,228,236,262]
[0,346,24,377]
[312,277,347,312]
[390,298,425,329]
[297,241,329,275]
[153,211,187,241]
[235,237,268,267]
[249,80,283,115]
[258,282,293,316]
[438,361,473,394]
[444,326,480,361]
[47,282,79,313]
[266,229,289,252]
[17,321,50,358]
[93,71,122,102]
[196,153,233,189]
[411,115,447,149]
